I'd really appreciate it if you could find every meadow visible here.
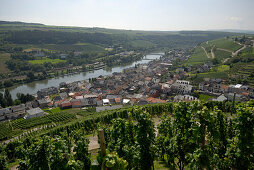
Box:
[29,57,67,64]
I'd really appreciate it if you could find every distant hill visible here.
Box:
[0,20,44,26]
[209,29,254,34]
[0,20,244,50]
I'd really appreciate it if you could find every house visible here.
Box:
[9,104,26,119]
[137,99,149,105]
[228,84,246,94]
[174,95,198,102]
[0,108,11,122]
[25,107,45,119]
[102,99,110,105]
[212,94,227,102]
[227,93,242,102]
[80,98,97,107]
[59,92,68,99]
[37,87,58,99]
[115,98,121,104]
[146,97,167,104]
[37,99,51,109]
[123,99,131,105]
[71,100,82,108]
[60,101,72,109]
[171,80,193,94]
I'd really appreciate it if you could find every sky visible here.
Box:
[0,0,254,31]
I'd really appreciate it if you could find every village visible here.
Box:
[0,48,254,122]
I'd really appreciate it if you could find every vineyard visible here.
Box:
[0,112,76,140]
[0,100,253,169]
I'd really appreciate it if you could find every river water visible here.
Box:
[6,53,163,99]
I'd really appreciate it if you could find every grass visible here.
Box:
[217,65,230,72]
[0,53,11,73]
[29,57,67,64]
[199,94,214,101]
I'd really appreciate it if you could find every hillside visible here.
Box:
[0,101,253,169]
[187,36,254,86]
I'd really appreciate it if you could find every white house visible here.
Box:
[25,107,45,119]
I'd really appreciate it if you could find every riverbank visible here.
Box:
[1,53,163,99]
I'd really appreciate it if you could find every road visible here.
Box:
[211,45,215,59]
[201,46,210,58]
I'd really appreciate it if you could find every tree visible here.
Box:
[3,80,13,87]
[4,89,13,106]
[26,71,35,81]
[0,93,6,108]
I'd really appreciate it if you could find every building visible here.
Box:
[25,107,45,119]
[37,87,58,99]
[171,80,193,94]
[174,95,198,102]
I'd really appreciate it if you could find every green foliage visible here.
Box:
[104,152,128,170]
[73,131,91,170]
[4,89,13,107]
[1,101,253,169]
[156,101,254,169]
[198,94,214,101]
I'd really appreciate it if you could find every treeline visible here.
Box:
[5,30,125,45]
[0,90,35,108]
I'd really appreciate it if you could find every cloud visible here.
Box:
[230,17,242,22]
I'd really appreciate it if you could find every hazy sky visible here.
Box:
[0,0,254,31]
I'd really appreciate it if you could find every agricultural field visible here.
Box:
[2,101,252,169]
[0,112,76,140]
[214,49,232,62]
[186,46,212,65]
[190,65,229,83]
[0,53,11,73]
[28,57,67,64]
[209,38,243,52]
[0,121,22,140]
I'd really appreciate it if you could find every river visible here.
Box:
[6,53,163,99]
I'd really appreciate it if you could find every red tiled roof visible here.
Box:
[146,97,166,103]
[115,98,121,103]
[145,77,152,81]
[71,101,82,106]
[221,85,229,90]
[242,92,249,96]
[61,102,72,108]
[54,99,69,106]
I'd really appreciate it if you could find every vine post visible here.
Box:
[98,129,106,157]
